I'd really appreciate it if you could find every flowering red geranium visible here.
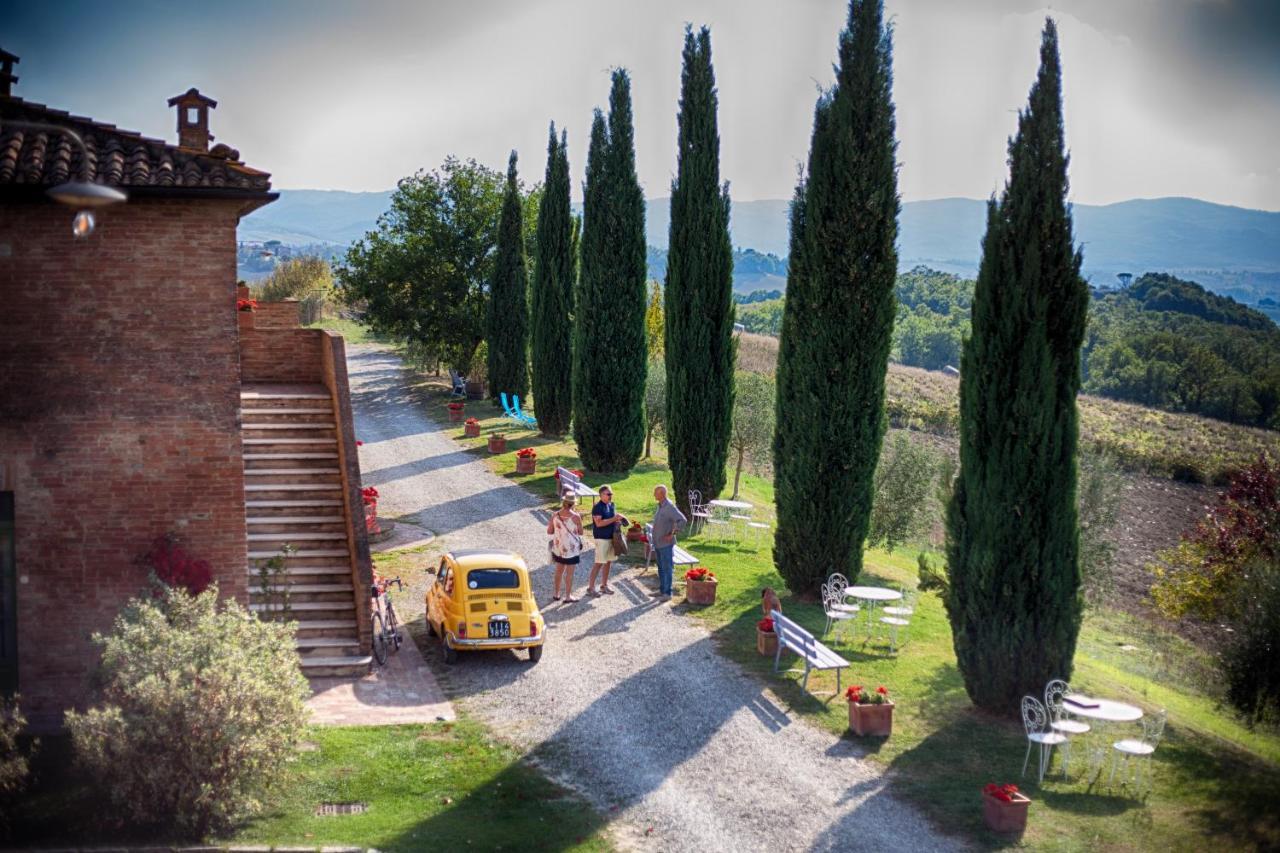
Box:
[758,617,775,633]
[447,402,465,411]
[515,448,537,459]
[236,298,258,312]
[983,783,1021,803]
[846,684,891,705]
[362,485,379,506]
[464,417,479,425]
[685,567,715,582]
[140,534,212,595]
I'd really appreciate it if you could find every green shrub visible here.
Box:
[64,585,308,838]
[0,694,35,832]
[1222,564,1280,725]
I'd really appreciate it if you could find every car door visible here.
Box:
[429,559,452,634]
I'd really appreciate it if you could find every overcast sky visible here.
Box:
[7,0,1279,209]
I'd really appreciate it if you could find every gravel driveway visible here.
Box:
[348,345,961,852]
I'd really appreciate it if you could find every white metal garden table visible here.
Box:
[708,499,753,539]
[1063,694,1143,776]
[844,586,903,638]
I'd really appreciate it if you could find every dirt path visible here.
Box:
[348,345,961,852]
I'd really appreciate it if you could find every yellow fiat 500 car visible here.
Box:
[425,548,544,664]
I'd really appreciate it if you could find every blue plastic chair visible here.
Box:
[511,395,537,427]
[498,393,523,426]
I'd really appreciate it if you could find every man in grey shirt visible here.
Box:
[650,484,688,600]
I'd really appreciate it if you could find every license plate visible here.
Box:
[488,620,511,639]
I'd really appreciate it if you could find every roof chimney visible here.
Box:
[0,49,19,97]
[166,87,217,152]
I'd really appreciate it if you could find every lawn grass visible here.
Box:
[306,315,386,344]
[410,363,1280,851]
[229,720,609,852]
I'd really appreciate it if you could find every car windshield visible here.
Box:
[466,568,520,590]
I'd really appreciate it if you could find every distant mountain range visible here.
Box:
[239,191,1280,302]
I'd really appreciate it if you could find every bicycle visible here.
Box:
[370,574,403,666]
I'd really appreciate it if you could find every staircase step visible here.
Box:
[245,500,342,508]
[241,450,337,458]
[248,532,346,541]
[241,387,330,400]
[244,469,342,476]
[247,516,345,525]
[296,636,361,648]
[245,484,342,492]
[242,408,334,416]
[252,601,355,612]
[243,437,338,445]
[242,423,335,430]
[255,583,354,594]
[249,548,348,559]
[249,564,351,577]
[299,655,373,676]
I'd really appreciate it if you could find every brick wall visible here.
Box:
[0,198,250,727]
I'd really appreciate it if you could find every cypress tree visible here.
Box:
[773,0,900,596]
[943,19,1091,712]
[530,124,573,435]
[486,151,529,402]
[665,26,736,513]
[573,71,648,472]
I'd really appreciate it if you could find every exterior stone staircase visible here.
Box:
[241,383,371,677]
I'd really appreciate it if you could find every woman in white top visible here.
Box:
[546,492,585,603]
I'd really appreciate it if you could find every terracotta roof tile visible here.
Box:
[0,95,271,193]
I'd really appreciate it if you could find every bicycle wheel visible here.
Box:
[371,611,388,666]
[385,601,402,651]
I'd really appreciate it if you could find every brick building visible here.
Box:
[0,55,372,728]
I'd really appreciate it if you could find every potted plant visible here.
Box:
[515,447,537,474]
[757,616,778,656]
[463,416,481,438]
[982,783,1030,835]
[236,298,258,312]
[362,486,381,536]
[846,685,894,736]
[464,344,488,400]
[488,432,507,454]
[447,401,465,422]
[684,567,717,605]
[626,521,646,542]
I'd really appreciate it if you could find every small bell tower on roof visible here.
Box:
[167,87,217,152]
[0,49,19,97]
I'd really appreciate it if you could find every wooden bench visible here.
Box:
[641,523,698,575]
[555,466,597,501]
[770,609,850,693]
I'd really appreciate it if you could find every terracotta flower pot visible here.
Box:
[448,407,464,422]
[848,700,894,737]
[363,501,381,536]
[757,629,778,656]
[686,578,718,606]
[625,525,645,542]
[464,422,481,438]
[488,436,507,454]
[982,791,1030,835]
[515,455,536,474]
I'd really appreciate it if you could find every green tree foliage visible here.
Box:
[337,157,504,372]
[530,125,575,436]
[0,695,35,820]
[730,371,775,499]
[867,433,938,553]
[665,26,736,512]
[486,151,529,401]
[646,281,665,358]
[254,256,335,324]
[644,357,667,459]
[1077,452,1124,601]
[738,297,784,335]
[64,586,308,838]
[944,19,1091,712]
[773,0,900,596]
[572,71,648,472]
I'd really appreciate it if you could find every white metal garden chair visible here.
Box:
[1109,709,1166,794]
[1022,695,1068,783]
[745,519,771,547]
[687,489,712,535]
[821,579,859,643]
[1044,678,1091,778]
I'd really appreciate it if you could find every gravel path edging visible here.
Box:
[348,345,963,852]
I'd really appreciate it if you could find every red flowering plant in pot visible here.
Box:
[362,486,381,535]
[684,567,718,605]
[488,432,507,454]
[447,401,465,422]
[626,520,646,542]
[236,298,258,312]
[846,685,894,736]
[982,783,1030,834]
[756,616,778,656]
[463,417,481,437]
[515,446,537,474]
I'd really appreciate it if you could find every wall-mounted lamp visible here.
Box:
[0,118,127,236]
